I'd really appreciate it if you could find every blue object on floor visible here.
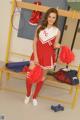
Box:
[51,104,64,112]
[5,61,30,72]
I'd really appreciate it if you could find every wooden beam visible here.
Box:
[10,52,30,59]
[16,1,80,19]
[17,1,49,12]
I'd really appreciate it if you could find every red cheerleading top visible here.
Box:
[31,26,59,69]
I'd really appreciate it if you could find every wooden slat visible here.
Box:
[10,52,30,59]
[0,66,26,76]
[16,1,80,19]
[17,1,49,12]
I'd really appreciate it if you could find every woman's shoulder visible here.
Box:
[53,26,61,35]
[53,26,60,31]
[36,25,41,30]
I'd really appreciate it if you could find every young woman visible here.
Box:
[24,8,61,106]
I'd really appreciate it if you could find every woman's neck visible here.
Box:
[47,24,53,29]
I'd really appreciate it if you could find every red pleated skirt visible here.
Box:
[30,38,56,69]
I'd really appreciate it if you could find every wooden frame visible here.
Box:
[16,1,80,19]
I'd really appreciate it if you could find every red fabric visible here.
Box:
[59,46,75,64]
[53,70,71,84]
[26,65,43,84]
[28,1,42,25]
[26,79,43,98]
[30,38,56,67]
[22,66,31,72]
[33,81,43,99]
[26,79,32,97]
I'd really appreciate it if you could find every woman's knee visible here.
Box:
[29,62,35,70]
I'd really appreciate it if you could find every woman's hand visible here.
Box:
[54,43,61,48]
[34,56,39,65]
[29,62,35,70]
[28,57,39,71]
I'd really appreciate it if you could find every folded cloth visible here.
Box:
[67,70,79,85]
[6,61,30,72]
[53,69,79,85]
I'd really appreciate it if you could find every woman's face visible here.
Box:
[47,12,57,26]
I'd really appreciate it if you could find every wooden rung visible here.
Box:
[0,66,26,76]
[46,77,71,87]
[17,1,49,12]
[16,1,80,19]
[10,52,30,59]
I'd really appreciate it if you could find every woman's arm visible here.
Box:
[54,29,61,48]
[33,25,41,64]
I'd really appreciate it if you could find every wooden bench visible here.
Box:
[0,65,79,109]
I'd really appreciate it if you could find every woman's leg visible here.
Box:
[32,69,48,106]
[24,78,33,104]
[25,61,36,96]
[33,69,48,98]
[26,79,32,97]
[33,81,43,99]
[24,61,35,104]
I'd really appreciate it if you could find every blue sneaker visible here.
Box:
[57,104,64,111]
[51,104,64,112]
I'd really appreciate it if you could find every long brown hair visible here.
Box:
[37,8,58,38]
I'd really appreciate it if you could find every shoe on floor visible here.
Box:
[24,96,30,104]
[32,99,38,106]
[51,104,64,112]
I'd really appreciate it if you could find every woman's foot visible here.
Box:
[24,96,30,104]
[32,99,38,106]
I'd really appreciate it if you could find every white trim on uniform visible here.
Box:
[39,26,59,44]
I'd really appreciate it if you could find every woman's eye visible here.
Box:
[48,16,56,19]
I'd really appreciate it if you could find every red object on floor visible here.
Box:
[59,45,75,64]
